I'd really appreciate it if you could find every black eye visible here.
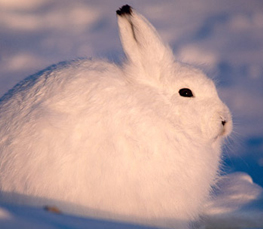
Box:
[179,88,194,97]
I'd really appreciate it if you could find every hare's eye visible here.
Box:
[179,88,193,97]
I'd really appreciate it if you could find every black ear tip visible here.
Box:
[116,5,132,16]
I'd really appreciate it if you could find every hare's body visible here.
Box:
[0,5,232,229]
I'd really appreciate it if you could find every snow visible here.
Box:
[0,205,158,229]
[0,0,262,228]
[0,173,262,228]
[0,203,156,229]
[199,173,263,228]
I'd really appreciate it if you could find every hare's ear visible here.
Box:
[116,5,173,76]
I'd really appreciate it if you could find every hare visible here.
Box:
[0,5,232,229]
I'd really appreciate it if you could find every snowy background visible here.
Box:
[0,0,263,228]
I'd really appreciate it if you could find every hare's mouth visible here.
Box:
[212,118,232,143]
[219,118,232,137]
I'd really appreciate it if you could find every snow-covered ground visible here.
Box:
[0,172,262,228]
[0,0,262,228]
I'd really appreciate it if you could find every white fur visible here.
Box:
[0,5,232,229]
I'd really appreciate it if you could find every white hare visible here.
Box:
[0,5,232,229]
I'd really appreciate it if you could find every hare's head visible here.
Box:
[117,5,232,147]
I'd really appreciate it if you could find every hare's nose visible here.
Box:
[221,120,226,126]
